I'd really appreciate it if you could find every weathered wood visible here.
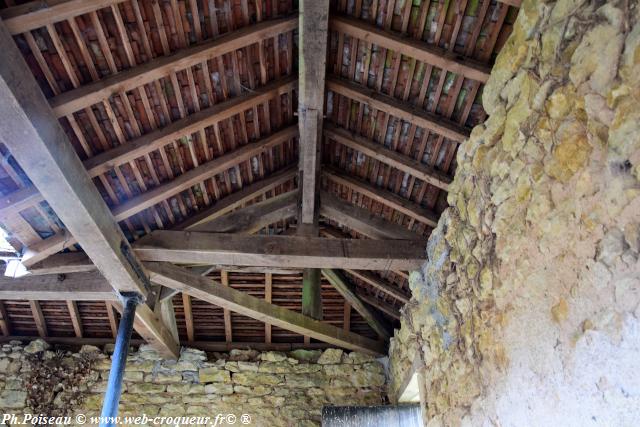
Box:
[27,252,96,275]
[182,293,195,342]
[324,123,452,191]
[344,269,410,304]
[146,262,387,355]
[30,301,48,337]
[298,0,329,225]
[323,166,439,227]
[302,268,323,320]
[175,166,298,230]
[0,302,10,336]
[134,232,426,270]
[0,0,126,34]
[321,269,391,339]
[66,300,83,337]
[320,192,421,240]
[0,20,147,293]
[0,271,116,300]
[359,293,401,320]
[0,21,179,358]
[190,190,298,233]
[265,273,272,343]
[49,16,298,117]
[327,77,469,143]
[330,15,490,83]
[220,270,233,343]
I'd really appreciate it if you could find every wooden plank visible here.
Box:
[110,126,298,222]
[66,300,83,337]
[0,271,116,300]
[0,186,41,217]
[146,262,387,355]
[182,293,195,342]
[323,166,439,227]
[324,123,452,191]
[134,232,426,270]
[0,22,179,358]
[344,269,410,304]
[49,16,298,117]
[0,0,126,34]
[327,76,470,143]
[330,14,490,83]
[359,293,401,320]
[29,300,48,337]
[190,190,298,233]
[321,269,391,339]
[175,166,298,230]
[27,252,96,275]
[320,191,421,240]
[302,268,323,320]
[298,0,329,224]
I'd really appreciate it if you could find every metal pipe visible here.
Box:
[99,293,140,426]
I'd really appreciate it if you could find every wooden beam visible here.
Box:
[26,252,96,276]
[135,232,426,270]
[343,302,351,332]
[298,0,329,224]
[0,21,179,358]
[359,293,401,320]
[29,300,48,337]
[2,78,297,220]
[0,271,116,300]
[265,273,272,344]
[326,77,469,143]
[49,16,297,117]
[302,269,323,320]
[182,293,195,342]
[147,262,386,355]
[66,300,83,338]
[321,269,391,339]
[330,15,490,83]
[323,166,439,227]
[190,190,298,233]
[0,0,126,34]
[0,302,10,336]
[220,270,233,343]
[324,123,452,191]
[344,269,411,304]
[320,191,421,240]
[105,302,118,338]
[110,126,298,222]
[175,166,298,230]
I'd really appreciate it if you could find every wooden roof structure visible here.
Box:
[0,0,519,356]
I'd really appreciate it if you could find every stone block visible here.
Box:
[317,349,343,364]
[199,367,231,383]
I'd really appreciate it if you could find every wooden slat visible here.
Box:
[330,14,490,83]
[322,269,391,339]
[49,16,298,117]
[327,76,469,143]
[320,191,421,240]
[134,232,426,270]
[190,190,298,234]
[0,0,126,34]
[323,166,439,227]
[147,262,387,355]
[324,123,452,191]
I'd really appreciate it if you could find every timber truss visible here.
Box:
[0,0,519,356]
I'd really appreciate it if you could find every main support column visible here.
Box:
[99,293,141,426]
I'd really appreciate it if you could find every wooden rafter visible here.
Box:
[0,271,115,300]
[329,14,491,83]
[147,262,386,355]
[0,21,178,358]
[324,123,452,191]
[320,191,423,240]
[323,166,439,227]
[48,16,298,117]
[134,232,426,270]
[327,76,470,143]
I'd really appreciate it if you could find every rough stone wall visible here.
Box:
[0,340,386,426]
[389,0,640,425]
